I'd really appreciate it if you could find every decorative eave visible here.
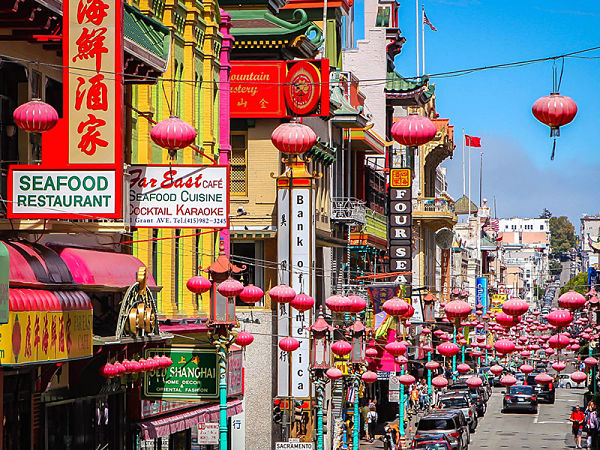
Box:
[343,127,389,155]
[385,72,435,107]
[329,72,368,128]
[306,139,336,166]
[230,9,322,43]
[422,119,455,169]
[281,0,353,15]
[385,28,406,69]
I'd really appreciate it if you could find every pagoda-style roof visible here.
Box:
[230,9,322,58]
[385,72,435,106]
[307,307,334,332]
[454,195,478,216]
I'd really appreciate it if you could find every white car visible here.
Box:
[557,373,586,389]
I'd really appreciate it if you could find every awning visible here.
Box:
[4,241,74,286]
[9,289,91,311]
[138,399,243,440]
[343,128,388,155]
[57,247,156,289]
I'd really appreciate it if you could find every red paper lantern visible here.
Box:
[385,340,407,357]
[494,339,516,355]
[398,374,416,386]
[99,363,116,378]
[122,359,135,374]
[130,359,142,373]
[444,300,472,321]
[326,295,351,313]
[235,331,255,347]
[187,275,212,294]
[490,365,504,376]
[269,285,296,304]
[571,371,588,383]
[279,337,300,352]
[500,375,517,387]
[502,298,529,317]
[552,361,566,372]
[558,290,587,311]
[362,371,378,384]
[290,293,314,312]
[365,347,378,359]
[456,363,471,374]
[421,345,433,353]
[466,376,482,388]
[113,361,126,376]
[347,295,367,313]
[432,376,449,389]
[13,99,59,132]
[331,340,352,357]
[271,122,317,155]
[239,285,264,304]
[534,373,553,385]
[519,364,534,374]
[326,368,343,380]
[152,356,164,370]
[382,297,409,317]
[495,312,520,328]
[162,357,173,369]
[548,333,570,349]
[217,278,244,298]
[391,114,437,147]
[151,116,197,150]
[584,357,598,368]
[437,342,460,357]
[532,93,577,137]
[425,361,440,371]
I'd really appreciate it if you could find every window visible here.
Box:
[232,241,264,307]
[375,6,391,27]
[540,225,544,230]
[230,133,248,196]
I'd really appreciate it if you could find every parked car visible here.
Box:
[502,385,538,413]
[411,433,453,449]
[438,394,478,432]
[526,373,556,403]
[557,373,587,389]
[468,390,487,417]
[415,411,469,450]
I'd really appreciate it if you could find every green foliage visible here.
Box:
[539,208,552,219]
[560,272,588,295]
[549,216,576,255]
[549,260,562,275]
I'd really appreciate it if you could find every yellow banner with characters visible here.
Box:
[491,294,507,313]
[0,310,92,365]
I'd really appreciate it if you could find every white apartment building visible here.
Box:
[581,214,600,270]
[498,218,550,304]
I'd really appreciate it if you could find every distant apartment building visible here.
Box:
[581,214,600,270]
[498,218,550,304]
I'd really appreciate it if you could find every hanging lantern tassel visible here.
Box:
[551,138,556,161]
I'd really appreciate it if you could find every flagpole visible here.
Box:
[462,129,465,196]
[479,150,483,207]
[421,4,425,75]
[468,142,471,219]
[416,0,420,77]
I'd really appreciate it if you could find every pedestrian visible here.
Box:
[586,402,599,450]
[380,426,397,450]
[571,405,586,448]
[367,404,378,442]
[360,401,370,440]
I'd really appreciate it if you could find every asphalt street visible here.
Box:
[470,387,586,449]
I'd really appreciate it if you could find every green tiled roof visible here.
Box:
[230,8,322,45]
[385,72,435,98]
[454,195,478,215]
[124,3,170,61]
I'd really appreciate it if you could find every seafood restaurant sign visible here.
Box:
[129,165,229,229]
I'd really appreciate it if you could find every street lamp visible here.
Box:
[308,307,334,450]
[347,317,368,449]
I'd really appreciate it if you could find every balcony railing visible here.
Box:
[364,209,387,241]
[331,197,366,224]
[414,197,455,215]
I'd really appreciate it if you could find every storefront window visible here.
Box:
[3,373,32,450]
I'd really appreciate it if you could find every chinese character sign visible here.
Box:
[67,0,121,164]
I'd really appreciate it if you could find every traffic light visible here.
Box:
[272,399,283,424]
[293,400,304,423]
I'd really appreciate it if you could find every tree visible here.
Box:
[549,259,562,275]
[560,272,588,296]
[539,208,552,219]
[549,216,576,255]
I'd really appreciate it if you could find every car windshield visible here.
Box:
[509,386,534,395]
[418,418,455,431]
[440,398,468,408]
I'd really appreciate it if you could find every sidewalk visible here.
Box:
[359,410,423,449]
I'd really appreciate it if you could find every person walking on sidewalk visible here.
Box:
[366,404,378,443]
[571,405,586,448]
[586,402,599,450]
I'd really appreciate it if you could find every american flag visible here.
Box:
[423,11,437,31]
[490,218,499,232]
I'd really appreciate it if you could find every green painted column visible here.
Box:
[316,380,325,450]
[452,331,457,380]
[427,352,432,395]
[353,374,360,449]
[399,365,405,437]
[217,336,229,450]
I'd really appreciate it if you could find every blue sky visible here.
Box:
[354,0,600,225]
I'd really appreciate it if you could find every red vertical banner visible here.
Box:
[440,248,451,303]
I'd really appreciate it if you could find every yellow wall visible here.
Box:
[130,0,222,318]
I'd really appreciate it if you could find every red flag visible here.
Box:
[465,135,481,147]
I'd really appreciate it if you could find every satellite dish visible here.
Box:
[435,228,454,249]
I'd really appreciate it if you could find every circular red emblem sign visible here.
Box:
[284,61,321,116]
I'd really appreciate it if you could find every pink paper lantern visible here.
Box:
[391,114,437,146]
[186,275,212,294]
[331,340,352,357]
[500,375,517,387]
[382,297,410,317]
[552,361,566,372]
[271,121,317,155]
[235,331,255,347]
[456,363,471,374]
[347,295,367,313]
[269,284,297,303]
[584,357,598,368]
[502,298,529,317]
[425,361,440,371]
[399,374,416,386]
[437,342,460,357]
[217,278,244,298]
[546,309,573,328]
[290,293,314,312]
[326,368,343,380]
[151,116,197,150]
[466,376,482,388]
[279,337,300,352]
[571,371,588,383]
[432,375,449,389]
[239,285,264,304]
[519,364,534,374]
[490,365,504,376]
[362,371,378,384]
[385,340,407,356]
[13,99,59,132]
[535,373,553,385]
[326,294,351,313]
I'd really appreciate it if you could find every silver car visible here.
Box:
[438,394,478,433]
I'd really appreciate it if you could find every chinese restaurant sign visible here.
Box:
[231,60,330,118]
[0,310,92,365]
[129,165,229,228]
[143,347,219,400]
[7,0,123,219]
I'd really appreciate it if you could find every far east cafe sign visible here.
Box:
[8,0,122,219]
